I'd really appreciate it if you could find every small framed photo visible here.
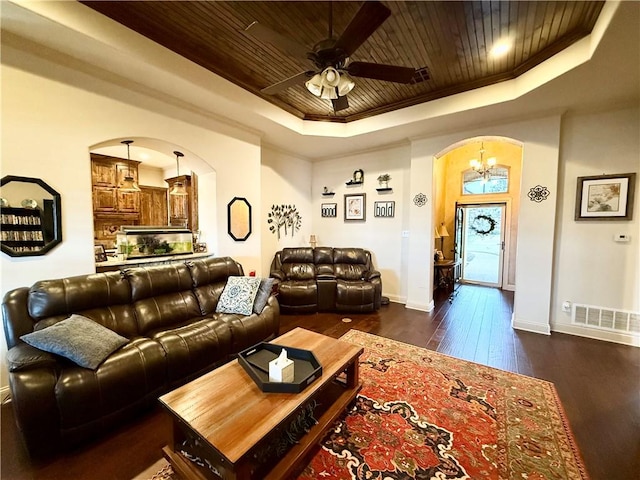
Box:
[94,244,107,262]
[321,203,337,218]
[344,193,366,221]
[575,173,636,220]
[374,201,395,218]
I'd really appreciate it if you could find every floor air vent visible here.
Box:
[573,304,640,335]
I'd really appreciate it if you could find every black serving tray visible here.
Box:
[238,342,322,393]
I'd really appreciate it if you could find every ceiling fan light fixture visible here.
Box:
[321,67,340,87]
[337,71,355,96]
[305,73,323,96]
[306,67,348,100]
[320,86,338,100]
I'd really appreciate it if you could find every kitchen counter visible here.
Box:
[95,251,213,273]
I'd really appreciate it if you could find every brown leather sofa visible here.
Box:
[2,256,279,455]
[270,247,382,314]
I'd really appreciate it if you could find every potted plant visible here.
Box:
[377,174,391,188]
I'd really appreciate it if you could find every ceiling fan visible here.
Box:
[245,1,416,112]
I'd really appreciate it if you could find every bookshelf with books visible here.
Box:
[1,207,46,253]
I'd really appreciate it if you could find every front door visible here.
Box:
[456,204,506,288]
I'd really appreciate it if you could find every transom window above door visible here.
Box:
[462,166,509,195]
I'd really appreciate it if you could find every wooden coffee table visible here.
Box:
[159,327,363,480]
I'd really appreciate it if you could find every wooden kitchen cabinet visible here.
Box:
[140,186,169,226]
[92,186,118,212]
[91,159,117,186]
[91,153,142,248]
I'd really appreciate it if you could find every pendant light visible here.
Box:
[119,140,141,192]
[169,151,188,196]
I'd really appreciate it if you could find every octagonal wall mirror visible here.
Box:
[1,175,62,257]
[227,197,251,241]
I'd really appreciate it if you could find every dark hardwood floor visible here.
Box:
[1,285,638,479]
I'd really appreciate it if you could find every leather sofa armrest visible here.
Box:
[363,270,381,281]
[7,343,59,372]
[270,270,285,281]
[316,265,336,279]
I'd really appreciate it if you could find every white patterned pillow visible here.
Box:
[215,276,262,315]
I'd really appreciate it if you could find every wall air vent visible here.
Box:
[572,304,640,336]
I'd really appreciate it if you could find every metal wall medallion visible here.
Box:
[413,193,427,207]
[528,185,550,203]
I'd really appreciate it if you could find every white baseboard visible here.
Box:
[552,323,640,347]
[512,314,551,335]
[405,300,435,312]
[383,293,406,304]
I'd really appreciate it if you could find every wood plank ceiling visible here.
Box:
[80,1,604,123]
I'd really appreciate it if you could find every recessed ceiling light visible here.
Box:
[490,40,512,58]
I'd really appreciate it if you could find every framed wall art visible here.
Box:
[321,203,337,217]
[374,201,395,218]
[575,173,636,220]
[94,244,107,262]
[344,193,366,221]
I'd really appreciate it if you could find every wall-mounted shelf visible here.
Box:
[321,192,335,197]
[376,187,393,192]
[345,180,363,186]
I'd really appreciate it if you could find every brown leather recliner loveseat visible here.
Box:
[2,256,279,455]
[270,247,382,314]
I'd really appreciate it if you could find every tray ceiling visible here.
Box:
[80,1,604,123]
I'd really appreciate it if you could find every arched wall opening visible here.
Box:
[433,136,523,291]
[406,115,562,335]
[88,137,218,255]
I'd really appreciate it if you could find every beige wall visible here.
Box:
[0,64,262,389]
[436,140,522,287]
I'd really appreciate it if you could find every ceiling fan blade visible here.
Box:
[261,71,315,95]
[334,1,391,57]
[347,61,415,84]
[332,96,349,112]
[245,21,310,59]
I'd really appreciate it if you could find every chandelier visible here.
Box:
[469,142,497,181]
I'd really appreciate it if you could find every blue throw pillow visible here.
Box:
[253,278,275,314]
[20,314,129,370]
[216,276,261,316]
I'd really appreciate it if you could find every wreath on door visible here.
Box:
[470,214,496,235]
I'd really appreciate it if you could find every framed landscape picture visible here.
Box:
[344,193,366,221]
[575,173,636,220]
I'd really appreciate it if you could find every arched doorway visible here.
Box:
[434,137,523,292]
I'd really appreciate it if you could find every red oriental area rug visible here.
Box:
[147,330,588,480]
[297,330,589,480]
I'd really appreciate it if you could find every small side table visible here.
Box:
[434,260,461,301]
